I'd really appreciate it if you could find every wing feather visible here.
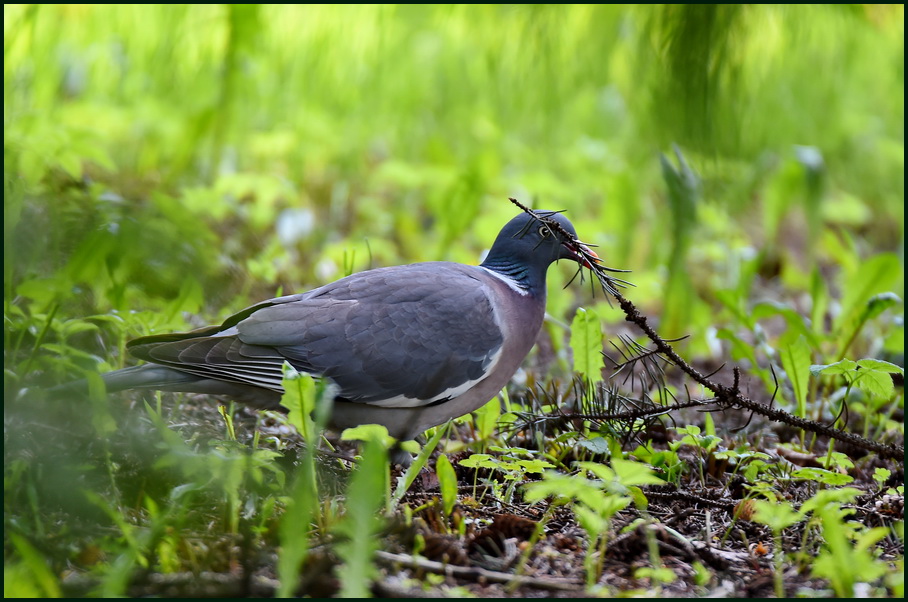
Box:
[127,263,505,407]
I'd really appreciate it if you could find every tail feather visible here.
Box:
[101,365,203,392]
[46,365,202,398]
[48,364,285,409]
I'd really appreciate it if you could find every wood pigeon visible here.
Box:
[73,211,597,445]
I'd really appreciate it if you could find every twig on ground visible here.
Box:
[374,550,585,592]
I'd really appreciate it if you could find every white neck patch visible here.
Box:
[480,267,529,296]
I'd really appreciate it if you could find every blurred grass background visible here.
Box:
[4,3,904,376]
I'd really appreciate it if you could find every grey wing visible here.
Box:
[238,264,505,407]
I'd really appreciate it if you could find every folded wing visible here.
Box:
[127,264,504,408]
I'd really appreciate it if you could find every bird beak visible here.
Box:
[561,240,599,270]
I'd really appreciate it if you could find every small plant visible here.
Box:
[752,499,801,598]
[276,365,335,597]
[803,490,891,598]
[671,425,721,487]
[333,431,389,598]
[630,443,686,484]
[435,453,458,518]
[524,459,662,586]
[460,446,554,503]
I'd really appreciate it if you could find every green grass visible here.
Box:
[4,4,904,597]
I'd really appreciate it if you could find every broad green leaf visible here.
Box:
[473,397,500,440]
[511,458,554,474]
[704,411,716,437]
[854,369,895,402]
[835,253,902,332]
[340,424,395,447]
[872,468,891,486]
[524,471,594,504]
[279,365,318,441]
[823,452,854,472]
[714,289,752,328]
[856,358,904,374]
[752,500,801,531]
[780,336,811,416]
[812,505,888,597]
[792,468,854,486]
[8,534,62,598]
[577,461,615,483]
[16,278,70,307]
[573,504,607,536]
[59,320,100,337]
[458,454,493,469]
[753,300,818,347]
[862,292,902,321]
[578,436,610,455]
[279,364,336,441]
[609,458,665,487]
[811,358,900,401]
[800,487,863,514]
[627,486,649,511]
[436,454,458,516]
[810,359,857,377]
[87,372,117,436]
[570,307,604,383]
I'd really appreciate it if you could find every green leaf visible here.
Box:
[799,487,863,514]
[524,471,594,504]
[570,307,604,383]
[458,454,493,469]
[811,358,901,402]
[856,358,904,374]
[753,300,818,347]
[512,458,554,474]
[703,411,716,437]
[473,397,500,440]
[340,424,395,447]
[279,364,317,440]
[573,504,608,536]
[823,452,854,472]
[791,467,854,486]
[608,459,665,488]
[780,335,811,417]
[854,369,895,402]
[279,364,335,441]
[872,468,891,486]
[627,485,649,510]
[436,454,458,516]
[812,505,888,597]
[334,435,387,598]
[578,436,610,455]
[714,289,753,329]
[836,253,902,332]
[277,451,318,597]
[392,423,448,506]
[752,500,801,531]
[810,359,858,376]
[87,372,117,436]
[8,534,62,598]
[862,292,902,321]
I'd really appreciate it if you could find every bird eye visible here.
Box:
[537,225,550,238]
